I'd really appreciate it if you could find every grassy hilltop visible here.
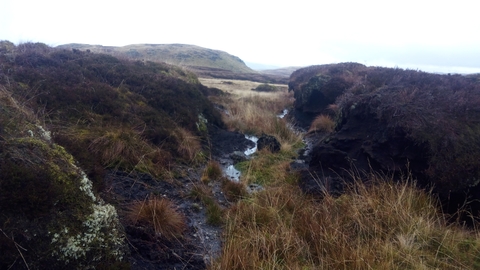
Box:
[57,43,254,73]
[57,43,290,83]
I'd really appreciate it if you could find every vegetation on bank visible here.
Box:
[252,83,278,92]
[57,44,291,84]
[0,41,223,184]
[0,41,224,268]
[206,77,480,269]
[0,74,127,269]
[289,63,480,199]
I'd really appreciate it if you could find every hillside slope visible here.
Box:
[258,66,302,77]
[57,43,255,73]
[57,43,289,84]
[0,41,229,268]
[1,41,223,172]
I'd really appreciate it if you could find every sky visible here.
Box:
[1,0,479,73]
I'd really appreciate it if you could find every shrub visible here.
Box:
[252,83,278,92]
[127,196,186,240]
[0,43,224,184]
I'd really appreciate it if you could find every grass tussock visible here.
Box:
[174,127,202,162]
[127,196,186,240]
[79,127,171,177]
[221,179,247,202]
[236,150,298,186]
[190,184,224,226]
[212,174,480,269]
[201,160,223,183]
[308,114,335,133]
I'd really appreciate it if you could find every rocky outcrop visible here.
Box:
[291,63,480,215]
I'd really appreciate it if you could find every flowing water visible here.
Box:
[224,135,258,181]
[223,108,290,181]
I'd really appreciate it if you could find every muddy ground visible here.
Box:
[102,125,254,269]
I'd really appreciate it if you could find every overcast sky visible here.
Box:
[1,0,479,73]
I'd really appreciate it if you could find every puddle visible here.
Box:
[223,135,258,181]
[277,109,288,118]
[244,135,258,156]
[225,165,242,181]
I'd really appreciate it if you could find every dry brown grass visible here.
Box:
[203,77,480,270]
[202,78,302,149]
[174,127,202,161]
[308,114,335,133]
[190,184,225,225]
[211,172,480,269]
[0,85,37,125]
[199,78,287,95]
[88,128,170,176]
[89,129,143,165]
[201,160,223,183]
[221,179,247,202]
[126,196,186,240]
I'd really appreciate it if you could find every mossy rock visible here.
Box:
[0,87,128,268]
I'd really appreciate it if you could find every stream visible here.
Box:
[222,109,289,182]
[224,135,258,181]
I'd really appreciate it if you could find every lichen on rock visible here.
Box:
[0,87,128,269]
[51,203,125,264]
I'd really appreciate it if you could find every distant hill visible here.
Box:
[245,62,281,70]
[57,43,255,73]
[258,66,302,77]
[56,43,289,83]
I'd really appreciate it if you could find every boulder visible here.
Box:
[257,134,281,153]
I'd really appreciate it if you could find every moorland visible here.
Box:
[1,41,480,269]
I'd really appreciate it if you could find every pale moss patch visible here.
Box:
[14,127,126,265]
[50,163,126,265]
[51,203,125,264]
[37,125,52,141]
[78,170,96,202]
